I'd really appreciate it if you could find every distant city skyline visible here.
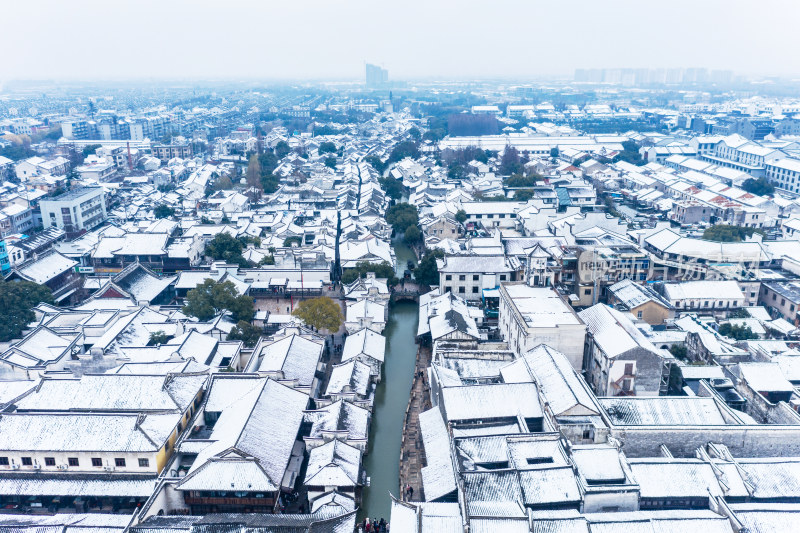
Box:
[3,0,800,82]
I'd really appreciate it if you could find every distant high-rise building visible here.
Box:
[365,63,389,88]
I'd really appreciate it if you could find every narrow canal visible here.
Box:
[359,241,419,521]
[391,238,418,275]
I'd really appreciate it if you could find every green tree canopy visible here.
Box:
[387,141,421,164]
[379,176,405,200]
[741,177,775,197]
[455,210,467,223]
[612,141,645,166]
[341,261,398,286]
[260,172,280,194]
[324,157,337,169]
[0,280,54,342]
[275,141,291,158]
[82,144,102,159]
[414,249,445,286]
[447,164,467,180]
[205,232,248,265]
[505,173,540,188]
[148,331,171,346]
[404,224,422,245]
[513,190,535,201]
[292,296,343,333]
[718,323,757,340]
[227,320,263,348]
[153,204,175,219]
[183,279,254,323]
[386,203,419,233]
[702,225,765,243]
[318,141,337,154]
[669,344,688,360]
[365,155,387,174]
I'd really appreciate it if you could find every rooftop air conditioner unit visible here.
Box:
[33,464,41,470]
[11,464,20,470]
[57,464,69,470]
[103,466,115,472]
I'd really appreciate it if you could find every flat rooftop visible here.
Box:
[502,284,582,328]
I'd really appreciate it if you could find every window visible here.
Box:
[139,458,150,468]
[487,214,494,219]
[115,458,126,467]
[68,458,79,467]
[44,457,56,466]
[458,287,465,294]
[21,457,32,466]
[622,379,632,391]
[584,288,591,296]
[473,275,479,281]
[624,363,634,375]
[445,275,452,281]
[500,275,507,281]
[0,457,8,466]
[92,458,102,467]
[637,311,643,319]
[459,275,466,281]
[472,287,479,293]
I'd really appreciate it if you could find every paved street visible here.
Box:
[398,344,432,502]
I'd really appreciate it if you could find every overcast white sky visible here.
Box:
[4,0,799,81]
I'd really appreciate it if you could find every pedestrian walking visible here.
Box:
[408,486,414,500]
[365,519,371,532]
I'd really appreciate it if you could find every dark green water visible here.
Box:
[359,304,419,521]
[392,239,418,275]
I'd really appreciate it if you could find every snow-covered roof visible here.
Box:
[12,250,77,284]
[661,280,744,301]
[440,382,542,422]
[501,345,599,417]
[324,359,371,398]
[185,377,309,491]
[257,334,324,386]
[341,327,385,363]
[599,397,731,426]
[304,400,370,442]
[0,412,180,452]
[304,439,362,487]
[579,304,661,359]
[15,373,206,413]
[419,408,457,501]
